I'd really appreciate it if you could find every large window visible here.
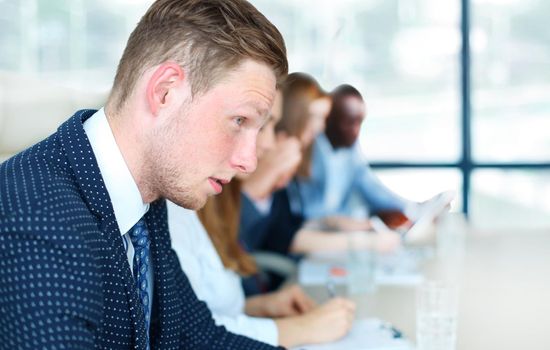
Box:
[251,0,465,215]
[471,170,550,229]
[253,0,461,163]
[468,0,550,228]
[251,0,550,229]
[472,0,550,163]
[1,0,548,228]
[254,0,550,227]
[0,0,149,89]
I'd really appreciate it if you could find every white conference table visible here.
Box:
[301,230,550,350]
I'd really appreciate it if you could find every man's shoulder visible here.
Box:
[0,144,101,284]
[0,139,103,287]
[0,163,94,250]
[0,132,91,227]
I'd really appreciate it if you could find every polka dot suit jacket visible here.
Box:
[0,110,282,349]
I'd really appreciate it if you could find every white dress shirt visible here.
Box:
[83,108,153,317]
[167,201,279,346]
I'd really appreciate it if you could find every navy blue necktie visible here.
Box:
[128,219,151,347]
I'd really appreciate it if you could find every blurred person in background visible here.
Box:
[294,84,450,238]
[167,90,355,348]
[239,74,401,295]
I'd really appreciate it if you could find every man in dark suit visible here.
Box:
[0,0,287,349]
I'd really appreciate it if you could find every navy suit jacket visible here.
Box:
[0,110,280,349]
[240,189,303,256]
[239,189,304,296]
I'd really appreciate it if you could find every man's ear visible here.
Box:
[146,62,185,116]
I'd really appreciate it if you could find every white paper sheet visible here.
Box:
[291,318,412,350]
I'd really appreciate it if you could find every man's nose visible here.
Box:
[230,132,258,174]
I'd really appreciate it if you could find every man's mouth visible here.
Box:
[208,177,230,194]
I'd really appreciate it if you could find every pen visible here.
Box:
[380,321,403,339]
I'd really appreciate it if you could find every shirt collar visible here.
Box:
[317,133,331,151]
[318,133,361,156]
[83,108,149,235]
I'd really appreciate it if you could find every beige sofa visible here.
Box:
[0,71,107,161]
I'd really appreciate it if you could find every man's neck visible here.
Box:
[325,130,342,150]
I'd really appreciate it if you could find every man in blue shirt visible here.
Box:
[295,84,416,230]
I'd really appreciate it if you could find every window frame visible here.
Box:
[369,0,550,216]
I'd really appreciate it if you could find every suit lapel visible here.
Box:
[97,215,149,350]
[57,110,148,349]
[146,200,184,348]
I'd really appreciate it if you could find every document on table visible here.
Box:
[298,248,425,286]
[405,190,455,239]
[291,318,412,350]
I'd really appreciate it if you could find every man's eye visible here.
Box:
[235,117,245,126]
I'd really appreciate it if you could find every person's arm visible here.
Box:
[289,229,401,254]
[244,285,316,318]
[355,162,412,214]
[316,215,373,231]
[212,286,354,348]
[168,250,282,349]
[275,297,355,348]
[375,210,412,229]
[210,313,280,346]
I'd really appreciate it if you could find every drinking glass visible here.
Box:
[416,281,458,350]
[346,231,377,295]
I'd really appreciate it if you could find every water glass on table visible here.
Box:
[346,231,377,295]
[416,281,458,350]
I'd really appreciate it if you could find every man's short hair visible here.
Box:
[328,84,364,121]
[108,0,288,113]
[331,84,363,101]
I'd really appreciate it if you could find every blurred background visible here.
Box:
[0,0,549,230]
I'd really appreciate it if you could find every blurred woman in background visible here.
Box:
[239,73,401,264]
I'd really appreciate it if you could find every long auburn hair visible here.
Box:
[276,72,328,178]
[197,179,257,276]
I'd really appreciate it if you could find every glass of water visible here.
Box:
[416,281,458,350]
[346,231,377,295]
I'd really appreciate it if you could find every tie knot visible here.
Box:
[129,219,150,249]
